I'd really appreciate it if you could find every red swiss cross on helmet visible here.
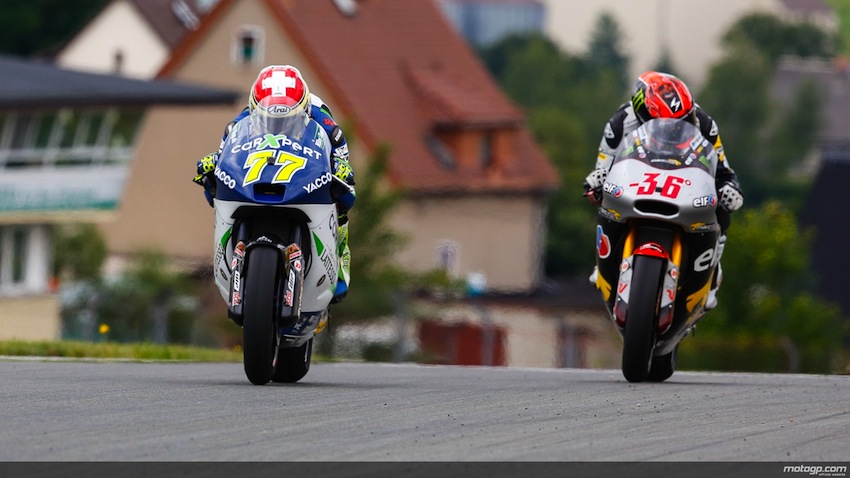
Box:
[249,65,311,118]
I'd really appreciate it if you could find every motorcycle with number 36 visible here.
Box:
[590,118,721,382]
[211,105,339,385]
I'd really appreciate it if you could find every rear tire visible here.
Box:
[242,246,279,385]
[622,255,665,383]
[272,338,313,383]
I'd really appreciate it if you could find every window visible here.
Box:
[333,0,357,17]
[232,26,265,66]
[9,113,35,150]
[425,134,456,169]
[480,131,493,168]
[0,107,142,170]
[0,227,29,291]
[11,228,26,284]
[435,240,460,278]
[0,225,51,296]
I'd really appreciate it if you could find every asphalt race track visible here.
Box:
[0,359,847,463]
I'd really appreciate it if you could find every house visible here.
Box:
[57,0,629,368]
[0,54,238,340]
[78,0,620,367]
[56,0,218,79]
[106,0,559,294]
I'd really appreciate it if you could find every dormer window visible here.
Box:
[480,130,493,168]
[333,0,357,17]
[232,26,264,66]
[425,134,456,169]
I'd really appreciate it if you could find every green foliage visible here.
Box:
[763,78,822,212]
[652,46,677,76]
[825,0,850,54]
[528,107,596,275]
[678,336,794,373]
[0,0,108,56]
[698,201,847,373]
[53,223,107,282]
[722,13,837,65]
[698,48,772,172]
[331,145,408,321]
[769,79,822,173]
[61,250,199,345]
[478,29,627,277]
[699,28,823,210]
[586,12,630,93]
[0,339,241,362]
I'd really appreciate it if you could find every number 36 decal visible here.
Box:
[630,172,691,199]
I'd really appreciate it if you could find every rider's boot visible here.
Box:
[331,222,350,304]
[705,234,726,311]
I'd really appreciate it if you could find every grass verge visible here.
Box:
[0,340,242,362]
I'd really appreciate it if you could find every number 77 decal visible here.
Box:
[242,150,307,187]
[630,172,689,199]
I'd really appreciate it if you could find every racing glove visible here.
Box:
[333,156,355,186]
[718,183,744,212]
[193,153,218,185]
[193,153,219,207]
[583,168,607,206]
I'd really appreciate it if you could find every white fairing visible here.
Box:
[212,200,339,313]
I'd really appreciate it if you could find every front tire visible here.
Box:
[272,338,313,383]
[646,345,677,382]
[242,246,279,385]
[622,255,665,383]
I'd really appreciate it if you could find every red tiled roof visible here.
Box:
[405,64,525,127]
[128,0,207,48]
[163,0,558,194]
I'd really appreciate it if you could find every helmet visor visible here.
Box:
[249,97,308,140]
[642,118,699,157]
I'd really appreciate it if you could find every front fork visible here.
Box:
[227,225,305,328]
[612,225,683,334]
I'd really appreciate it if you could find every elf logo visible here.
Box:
[693,195,716,208]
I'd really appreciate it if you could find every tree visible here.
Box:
[478,28,627,277]
[652,46,677,76]
[698,46,773,202]
[764,78,822,211]
[329,145,408,321]
[60,250,200,344]
[0,0,108,56]
[53,223,107,282]
[700,13,828,210]
[722,13,836,66]
[528,107,596,276]
[696,201,846,373]
[586,12,630,93]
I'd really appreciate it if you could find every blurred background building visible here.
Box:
[438,0,545,48]
[0,55,237,340]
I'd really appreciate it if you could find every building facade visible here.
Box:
[0,55,237,340]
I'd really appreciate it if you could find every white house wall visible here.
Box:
[56,0,170,79]
[391,194,546,293]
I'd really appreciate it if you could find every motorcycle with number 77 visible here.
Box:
[210,100,340,385]
[589,118,722,382]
